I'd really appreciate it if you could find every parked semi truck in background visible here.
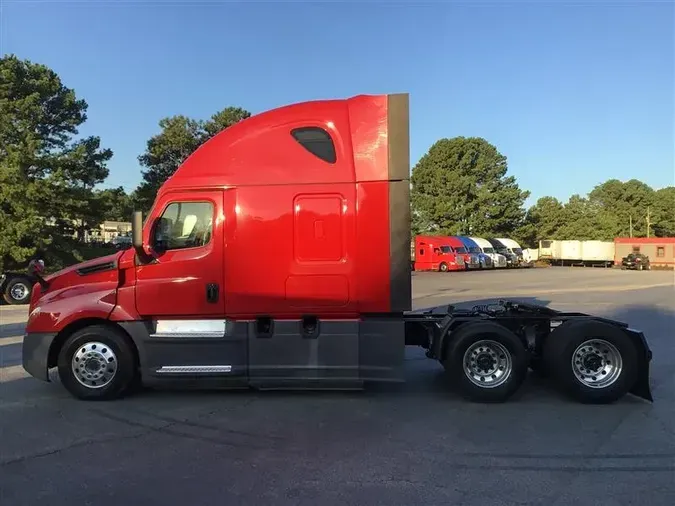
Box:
[469,237,508,268]
[486,238,518,267]
[496,238,529,267]
[21,93,653,406]
[0,270,37,305]
[457,236,493,269]
[411,236,464,272]
[445,236,481,270]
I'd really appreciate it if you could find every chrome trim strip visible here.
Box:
[152,320,227,338]
[156,365,232,374]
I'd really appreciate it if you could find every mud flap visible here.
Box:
[626,328,654,402]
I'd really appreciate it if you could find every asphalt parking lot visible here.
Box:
[1,267,674,506]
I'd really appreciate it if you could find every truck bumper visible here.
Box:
[22,332,57,381]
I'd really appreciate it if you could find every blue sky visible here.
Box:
[2,0,673,206]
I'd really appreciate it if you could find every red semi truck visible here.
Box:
[22,93,653,404]
[412,235,465,272]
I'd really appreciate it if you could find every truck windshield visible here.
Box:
[454,247,467,254]
[484,247,495,254]
[440,246,452,254]
[497,248,510,255]
[513,248,523,255]
[468,247,481,254]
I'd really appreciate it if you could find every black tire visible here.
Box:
[57,324,139,401]
[542,320,638,404]
[439,262,449,272]
[442,322,529,403]
[3,276,33,305]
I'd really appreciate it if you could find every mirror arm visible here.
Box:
[34,274,49,290]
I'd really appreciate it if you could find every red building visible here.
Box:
[614,237,675,266]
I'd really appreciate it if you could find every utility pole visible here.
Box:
[646,207,651,238]
[629,215,633,238]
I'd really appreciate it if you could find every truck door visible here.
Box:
[135,190,225,317]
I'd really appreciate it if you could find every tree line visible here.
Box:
[1,55,673,271]
[411,137,675,246]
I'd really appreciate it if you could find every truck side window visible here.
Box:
[154,201,214,251]
[291,127,337,164]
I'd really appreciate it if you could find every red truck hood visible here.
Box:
[44,252,123,282]
[27,251,125,330]
[29,252,124,310]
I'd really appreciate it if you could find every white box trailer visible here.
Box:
[560,240,582,261]
[580,241,615,263]
[538,240,561,260]
[538,240,614,267]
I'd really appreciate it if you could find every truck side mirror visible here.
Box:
[132,211,143,250]
[27,259,45,276]
[27,259,49,289]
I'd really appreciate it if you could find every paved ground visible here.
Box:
[1,267,674,506]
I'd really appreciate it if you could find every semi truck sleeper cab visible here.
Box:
[22,93,653,405]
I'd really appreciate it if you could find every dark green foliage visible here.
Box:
[514,180,675,247]
[0,55,113,271]
[411,137,530,236]
[97,187,134,222]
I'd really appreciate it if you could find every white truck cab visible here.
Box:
[470,237,508,268]
[496,238,526,266]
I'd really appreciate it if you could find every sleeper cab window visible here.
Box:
[657,247,665,258]
[154,201,214,251]
[291,126,337,164]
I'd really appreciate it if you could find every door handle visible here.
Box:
[206,283,219,303]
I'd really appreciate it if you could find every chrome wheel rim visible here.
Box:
[71,341,118,389]
[572,339,623,388]
[463,340,512,388]
[10,283,29,301]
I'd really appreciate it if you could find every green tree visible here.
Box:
[555,195,616,240]
[134,107,251,212]
[0,54,113,270]
[651,186,675,237]
[56,136,113,241]
[98,187,134,222]
[514,196,567,247]
[588,179,655,237]
[411,137,529,236]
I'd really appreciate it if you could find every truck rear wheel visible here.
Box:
[443,322,528,403]
[3,276,32,305]
[57,324,139,401]
[543,320,638,404]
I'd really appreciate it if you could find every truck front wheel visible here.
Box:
[57,324,139,401]
[439,262,449,272]
[543,320,638,404]
[443,322,528,403]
